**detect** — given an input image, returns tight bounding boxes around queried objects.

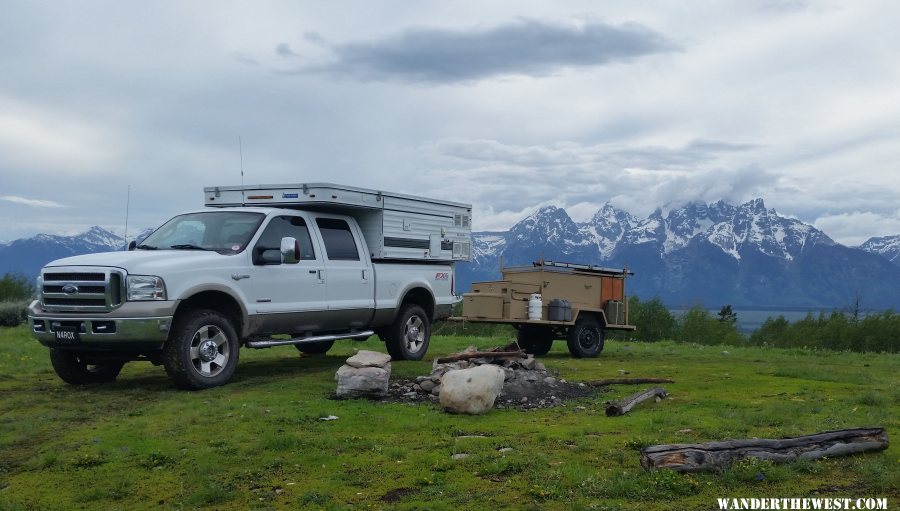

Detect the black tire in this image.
[517,325,554,356]
[294,340,334,354]
[49,349,124,385]
[566,318,604,358]
[384,304,431,361]
[163,309,240,390]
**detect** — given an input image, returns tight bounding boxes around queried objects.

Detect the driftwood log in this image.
[435,350,525,364]
[606,387,668,416]
[640,428,889,472]
[589,378,674,386]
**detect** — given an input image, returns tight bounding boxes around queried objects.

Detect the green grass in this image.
[0,326,898,510]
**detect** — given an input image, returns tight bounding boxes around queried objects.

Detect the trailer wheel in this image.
[49,349,124,385]
[566,319,604,358]
[517,325,554,356]
[294,340,334,354]
[384,304,431,361]
[163,309,240,390]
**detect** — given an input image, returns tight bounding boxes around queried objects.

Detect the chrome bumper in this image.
[28,300,175,348]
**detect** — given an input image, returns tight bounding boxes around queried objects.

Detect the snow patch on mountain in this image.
[858,235,900,265]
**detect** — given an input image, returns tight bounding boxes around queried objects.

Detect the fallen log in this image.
[640,427,889,472]
[435,350,525,364]
[606,387,668,416]
[589,378,674,386]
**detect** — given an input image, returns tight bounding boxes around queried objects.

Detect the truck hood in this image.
[44,250,242,275]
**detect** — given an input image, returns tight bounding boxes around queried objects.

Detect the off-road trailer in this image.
[450,260,635,358]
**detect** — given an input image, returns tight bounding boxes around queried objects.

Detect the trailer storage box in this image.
[463,294,504,319]
[204,182,472,262]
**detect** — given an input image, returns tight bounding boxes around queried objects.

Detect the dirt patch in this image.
[381,487,418,502]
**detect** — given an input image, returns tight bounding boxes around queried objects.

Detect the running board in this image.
[246,330,375,349]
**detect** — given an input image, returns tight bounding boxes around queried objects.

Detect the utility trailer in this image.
[204,182,472,262]
[453,261,636,358]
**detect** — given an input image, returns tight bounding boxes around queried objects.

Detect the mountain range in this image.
[1,199,899,309]
[459,198,900,309]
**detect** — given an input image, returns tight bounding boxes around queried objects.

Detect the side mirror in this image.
[128,240,136,251]
[280,237,300,264]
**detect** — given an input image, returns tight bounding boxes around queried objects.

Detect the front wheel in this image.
[163,309,240,390]
[49,349,124,385]
[566,319,604,358]
[384,304,431,361]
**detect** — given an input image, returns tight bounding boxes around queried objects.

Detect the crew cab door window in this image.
[253,216,316,265]
[315,218,361,261]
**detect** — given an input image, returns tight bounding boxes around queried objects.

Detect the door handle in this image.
[231,274,250,281]
[362,269,368,280]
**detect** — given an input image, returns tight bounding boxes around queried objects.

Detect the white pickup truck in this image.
[27,183,472,389]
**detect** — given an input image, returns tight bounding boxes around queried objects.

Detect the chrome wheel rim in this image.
[403,315,426,354]
[189,325,230,378]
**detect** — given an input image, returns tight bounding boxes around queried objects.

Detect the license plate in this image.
[54,327,80,343]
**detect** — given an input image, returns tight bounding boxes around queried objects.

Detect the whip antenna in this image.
[123,184,130,251]
[239,136,245,205]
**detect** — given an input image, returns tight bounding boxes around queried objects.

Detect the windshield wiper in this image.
[169,244,212,251]
[135,244,158,250]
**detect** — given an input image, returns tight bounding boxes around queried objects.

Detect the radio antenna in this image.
[123,184,131,251]
[239,136,245,205]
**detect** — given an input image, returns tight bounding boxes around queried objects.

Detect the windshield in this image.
[139,211,265,253]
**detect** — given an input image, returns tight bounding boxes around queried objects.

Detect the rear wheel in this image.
[49,349,124,384]
[163,309,240,390]
[384,304,431,361]
[517,325,554,356]
[294,340,334,354]
[566,318,604,358]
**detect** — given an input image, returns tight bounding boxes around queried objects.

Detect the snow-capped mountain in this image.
[858,235,900,265]
[459,198,900,309]
[0,226,153,279]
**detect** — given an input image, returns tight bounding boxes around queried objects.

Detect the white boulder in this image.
[335,365,390,399]
[439,365,505,415]
[345,350,392,369]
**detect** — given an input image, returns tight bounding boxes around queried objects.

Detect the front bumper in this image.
[28,300,176,350]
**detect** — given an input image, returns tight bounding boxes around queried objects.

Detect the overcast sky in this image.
[1,1,899,246]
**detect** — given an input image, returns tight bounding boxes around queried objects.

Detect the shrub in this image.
[0,301,28,327]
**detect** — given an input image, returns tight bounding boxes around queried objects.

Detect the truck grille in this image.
[42,268,125,313]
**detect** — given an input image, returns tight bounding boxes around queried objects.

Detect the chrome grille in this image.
[41,268,125,312]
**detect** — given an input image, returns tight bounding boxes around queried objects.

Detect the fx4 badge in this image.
[434,272,449,281]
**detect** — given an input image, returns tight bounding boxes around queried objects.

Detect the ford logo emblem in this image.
[62,284,79,295]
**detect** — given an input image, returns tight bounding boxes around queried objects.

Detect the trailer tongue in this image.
[452,260,636,358]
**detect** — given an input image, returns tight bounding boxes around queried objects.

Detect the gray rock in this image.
[419,379,437,393]
[345,350,392,369]
[335,365,390,398]
[534,362,546,372]
[521,356,537,370]
[430,384,441,396]
[439,365,505,415]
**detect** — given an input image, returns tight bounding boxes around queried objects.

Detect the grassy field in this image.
[0,325,897,510]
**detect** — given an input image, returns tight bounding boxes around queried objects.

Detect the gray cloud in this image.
[433,137,755,171]
[307,18,678,83]
[416,138,776,229]
[275,43,300,58]
[0,196,65,208]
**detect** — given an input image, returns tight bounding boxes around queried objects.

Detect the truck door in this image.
[313,216,374,329]
[248,214,328,333]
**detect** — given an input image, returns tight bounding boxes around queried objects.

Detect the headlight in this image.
[34,276,43,301]
[126,275,167,301]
